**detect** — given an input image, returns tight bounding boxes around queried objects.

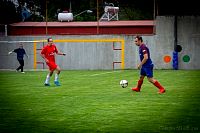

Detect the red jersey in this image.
[41,44,58,62]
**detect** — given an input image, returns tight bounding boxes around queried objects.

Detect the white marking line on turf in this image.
[89,71,121,76]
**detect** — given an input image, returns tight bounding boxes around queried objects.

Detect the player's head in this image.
[19,43,23,49]
[134,35,143,46]
[47,37,53,45]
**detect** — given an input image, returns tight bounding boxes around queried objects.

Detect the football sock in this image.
[55,73,59,81]
[137,80,143,89]
[153,81,164,90]
[45,74,50,84]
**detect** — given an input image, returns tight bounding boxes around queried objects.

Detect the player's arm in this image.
[40,49,49,63]
[24,50,29,58]
[41,53,49,63]
[57,51,66,56]
[8,49,15,55]
[25,53,29,58]
[56,48,66,56]
[54,46,66,56]
[8,50,13,55]
[40,53,49,63]
[138,53,148,69]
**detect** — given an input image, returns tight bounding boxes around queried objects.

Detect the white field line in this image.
[78,70,121,77]
[89,71,121,76]
[0,69,122,77]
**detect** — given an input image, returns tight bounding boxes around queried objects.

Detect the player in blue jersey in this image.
[132,35,165,94]
[8,43,28,73]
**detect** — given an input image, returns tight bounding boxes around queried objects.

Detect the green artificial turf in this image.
[0,70,200,133]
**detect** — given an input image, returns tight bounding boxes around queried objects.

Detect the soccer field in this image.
[0,70,200,133]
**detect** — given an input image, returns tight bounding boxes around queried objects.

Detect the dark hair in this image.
[135,35,143,42]
[47,37,53,42]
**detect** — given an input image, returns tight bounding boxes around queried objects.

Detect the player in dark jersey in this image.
[8,43,28,73]
[132,35,165,94]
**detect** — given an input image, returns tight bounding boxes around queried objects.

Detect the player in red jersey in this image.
[132,35,165,94]
[41,37,66,86]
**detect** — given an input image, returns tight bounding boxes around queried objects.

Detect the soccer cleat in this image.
[54,81,61,86]
[132,87,140,92]
[158,88,166,94]
[44,83,50,86]
[21,72,25,74]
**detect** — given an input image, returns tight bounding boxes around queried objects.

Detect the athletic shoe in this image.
[21,72,25,74]
[158,88,165,94]
[44,83,50,86]
[54,81,61,86]
[132,87,140,92]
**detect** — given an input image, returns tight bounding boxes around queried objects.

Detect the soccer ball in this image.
[120,80,128,88]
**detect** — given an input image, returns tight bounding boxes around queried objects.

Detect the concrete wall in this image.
[177,16,200,69]
[155,16,200,70]
[0,16,200,70]
[0,35,126,70]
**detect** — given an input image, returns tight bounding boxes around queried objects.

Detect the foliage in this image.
[0,1,21,24]
[0,0,154,24]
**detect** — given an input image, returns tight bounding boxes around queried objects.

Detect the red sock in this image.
[137,80,143,89]
[153,81,164,90]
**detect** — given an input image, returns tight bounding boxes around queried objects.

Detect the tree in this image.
[0,1,21,24]
[0,0,156,24]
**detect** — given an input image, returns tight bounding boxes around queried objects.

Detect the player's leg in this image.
[44,70,53,86]
[146,68,165,94]
[147,77,165,94]
[54,66,61,86]
[20,59,24,73]
[132,67,145,92]
[16,59,21,72]
[44,62,57,86]
[132,75,145,92]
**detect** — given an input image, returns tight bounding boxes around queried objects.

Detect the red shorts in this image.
[46,61,57,71]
